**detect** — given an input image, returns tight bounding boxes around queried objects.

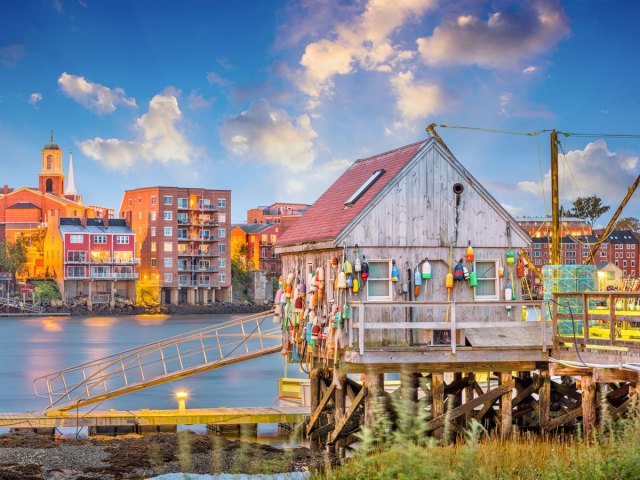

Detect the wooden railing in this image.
[552,292,640,348]
[348,300,547,355]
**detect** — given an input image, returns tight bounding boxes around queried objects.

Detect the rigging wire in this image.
[439,124,540,136]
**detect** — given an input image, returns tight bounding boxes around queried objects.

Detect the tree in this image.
[34,281,61,305]
[231,258,252,301]
[136,277,162,312]
[568,195,610,226]
[615,217,640,234]
[0,239,27,278]
[231,240,255,271]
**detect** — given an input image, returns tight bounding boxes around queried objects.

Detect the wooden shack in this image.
[275,137,640,450]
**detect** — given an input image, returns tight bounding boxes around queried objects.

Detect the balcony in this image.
[177,279,220,288]
[177,203,219,212]
[177,265,220,273]
[177,250,220,257]
[177,218,219,226]
[64,274,89,280]
[90,272,139,280]
[66,258,88,264]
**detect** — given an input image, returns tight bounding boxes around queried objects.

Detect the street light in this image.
[176,390,189,414]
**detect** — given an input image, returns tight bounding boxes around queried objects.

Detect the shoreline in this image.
[4,303,274,318]
[0,430,326,480]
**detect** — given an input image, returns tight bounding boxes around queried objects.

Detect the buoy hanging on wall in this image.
[414,269,422,296]
[422,261,431,279]
[466,242,474,262]
[391,260,399,282]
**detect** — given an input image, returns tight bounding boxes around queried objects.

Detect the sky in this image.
[1,0,640,224]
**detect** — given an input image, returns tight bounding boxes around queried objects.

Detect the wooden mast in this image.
[550,130,560,265]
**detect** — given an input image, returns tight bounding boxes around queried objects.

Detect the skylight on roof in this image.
[344,169,385,208]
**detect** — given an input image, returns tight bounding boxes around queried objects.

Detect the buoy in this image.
[337,271,347,289]
[294,296,303,313]
[516,257,525,278]
[275,288,283,304]
[453,262,465,281]
[414,269,422,296]
[354,256,361,272]
[505,283,513,312]
[352,278,359,293]
[299,283,306,297]
[317,266,324,281]
[307,322,313,345]
[346,274,353,288]
[333,309,344,329]
[421,261,432,279]
[466,242,474,263]
[331,256,338,267]
[446,272,454,289]
[278,276,283,289]
[311,324,320,343]
[498,265,505,278]
[344,260,353,275]
[463,266,470,281]
[402,282,408,293]
[391,261,399,282]
[506,249,515,265]
[469,270,477,287]
[361,272,369,283]
[343,304,350,319]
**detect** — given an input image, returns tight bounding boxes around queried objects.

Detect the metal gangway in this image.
[0,296,46,314]
[33,311,282,414]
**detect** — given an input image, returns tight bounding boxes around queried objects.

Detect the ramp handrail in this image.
[33,310,282,413]
[0,296,46,313]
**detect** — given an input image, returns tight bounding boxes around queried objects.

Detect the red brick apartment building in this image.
[44,216,137,305]
[246,202,309,229]
[120,187,231,304]
[523,230,640,287]
[517,216,592,238]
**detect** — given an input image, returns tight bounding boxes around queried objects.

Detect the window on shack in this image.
[367,260,392,301]
[474,260,499,300]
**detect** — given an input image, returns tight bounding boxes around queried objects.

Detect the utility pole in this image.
[550,130,560,265]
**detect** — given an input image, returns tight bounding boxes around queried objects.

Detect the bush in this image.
[34,281,61,304]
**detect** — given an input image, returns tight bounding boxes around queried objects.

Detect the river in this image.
[0,313,302,423]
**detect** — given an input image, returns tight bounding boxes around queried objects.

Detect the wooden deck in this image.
[0,406,308,429]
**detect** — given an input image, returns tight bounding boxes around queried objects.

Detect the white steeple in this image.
[65,148,77,196]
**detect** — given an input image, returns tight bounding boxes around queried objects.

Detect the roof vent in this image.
[344,169,385,208]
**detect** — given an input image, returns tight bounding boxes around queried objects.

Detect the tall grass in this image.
[316,391,640,480]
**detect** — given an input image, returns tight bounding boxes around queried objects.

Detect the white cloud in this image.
[501,203,526,217]
[523,65,538,74]
[220,99,317,172]
[0,43,25,68]
[296,0,436,100]
[206,71,229,88]
[79,93,199,169]
[391,71,451,122]
[58,72,137,114]
[517,140,638,205]
[29,93,42,107]
[417,1,569,68]
[187,90,214,110]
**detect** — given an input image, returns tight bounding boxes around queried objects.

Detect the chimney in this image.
[3,185,7,195]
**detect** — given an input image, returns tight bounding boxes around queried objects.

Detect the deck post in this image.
[538,368,551,430]
[400,371,419,415]
[431,372,444,438]
[464,373,475,421]
[364,373,384,428]
[582,375,596,441]
[333,372,347,456]
[309,368,322,451]
[499,372,513,438]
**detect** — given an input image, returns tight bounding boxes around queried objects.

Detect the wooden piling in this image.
[581,375,596,440]
[364,373,384,428]
[431,373,444,437]
[500,372,513,438]
[538,368,551,429]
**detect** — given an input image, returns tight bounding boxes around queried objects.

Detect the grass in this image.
[315,391,640,480]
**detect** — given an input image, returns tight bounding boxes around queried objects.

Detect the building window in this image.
[565,243,576,250]
[138,212,142,220]
[151,242,157,252]
[582,251,589,257]
[178,275,188,286]
[271,234,276,243]
[151,227,156,237]
[601,251,607,257]
[163,195,173,205]
[116,236,130,244]
[219,259,226,268]
[534,259,541,265]
[533,251,541,257]
[164,242,173,252]
[164,273,173,283]
[178,228,188,240]
[633,261,636,267]
[220,273,227,282]
[164,257,173,267]
[566,251,576,258]
[151,258,157,267]
[475,260,499,301]
[631,245,636,250]
[366,260,392,301]
[67,251,86,262]
[138,197,142,204]
[199,229,210,239]
[218,213,226,223]
[93,235,107,244]
[66,266,85,278]
[177,198,188,208]
[218,243,226,253]
[151,211,157,221]
[624,260,628,267]
[151,196,156,205]
[566,259,576,265]
[164,211,173,221]
[533,244,541,249]
[164,227,173,237]
[217,198,226,208]
[69,235,83,244]
[218,228,226,238]
[129,198,132,207]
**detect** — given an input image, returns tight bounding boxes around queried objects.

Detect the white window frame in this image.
[217,198,226,208]
[164,227,173,237]
[151,211,157,221]
[474,259,499,301]
[164,211,173,221]
[178,197,188,208]
[116,235,130,244]
[164,257,173,268]
[151,242,157,252]
[164,273,173,283]
[93,235,107,244]
[69,234,84,244]
[366,260,392,301]
[151,227,156,237]
[218,228,226,238]
[163,242,173,252]
[163,195,173,205]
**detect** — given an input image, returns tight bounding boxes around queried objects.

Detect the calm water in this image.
[0,314,302,414]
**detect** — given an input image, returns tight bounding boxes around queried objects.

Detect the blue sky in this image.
[1,0,639,224]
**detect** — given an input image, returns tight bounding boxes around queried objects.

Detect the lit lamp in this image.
[597,271,606,291]
[176,390,189,414]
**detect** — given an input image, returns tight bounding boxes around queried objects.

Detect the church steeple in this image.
[65,149,77,196]
[38,130,65,197]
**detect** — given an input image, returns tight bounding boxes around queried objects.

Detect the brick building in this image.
[44,216,137,306]
[524,230,640,288]
[517,216,592,238]
[230,223,281,279]
[119,187,231,304]
[246,202,309,229]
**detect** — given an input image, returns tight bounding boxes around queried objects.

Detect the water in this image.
[0,313,303,422]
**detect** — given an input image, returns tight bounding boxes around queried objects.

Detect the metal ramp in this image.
[0,296,46,313]
[33,311,282,414]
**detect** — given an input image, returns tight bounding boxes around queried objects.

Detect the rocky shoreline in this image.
[40,303,274,317]
[0,431,327,479]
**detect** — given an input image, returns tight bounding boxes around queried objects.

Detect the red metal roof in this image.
[278,140,427,246]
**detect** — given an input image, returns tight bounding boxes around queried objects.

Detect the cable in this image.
[561,132,640,139]
[439,124,540,136]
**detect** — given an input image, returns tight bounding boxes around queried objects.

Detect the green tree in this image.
[0,239,27,279]
[568,195,611,225]
[136,277,162,312]
[232,240,255,271]
[231,258,251,301]
[616,217,640,234]
[34,281,61,304]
